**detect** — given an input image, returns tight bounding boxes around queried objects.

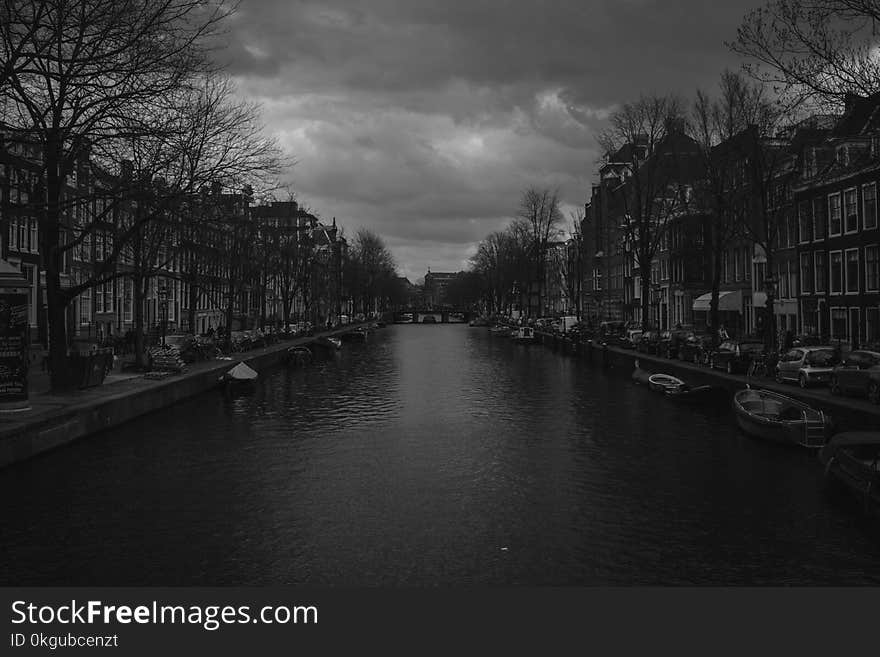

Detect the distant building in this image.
[423,270,457,307]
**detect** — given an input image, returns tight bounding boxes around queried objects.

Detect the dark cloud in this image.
[224,0,765,276]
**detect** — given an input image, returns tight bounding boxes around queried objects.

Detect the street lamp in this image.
[158,284,168,347]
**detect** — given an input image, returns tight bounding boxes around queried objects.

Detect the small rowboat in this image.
[314,336,342,350]
[664,384,724,404]
[733,387,831,448]
[647,373,685,393]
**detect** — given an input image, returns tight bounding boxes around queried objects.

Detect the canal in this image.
[2,324,880,585]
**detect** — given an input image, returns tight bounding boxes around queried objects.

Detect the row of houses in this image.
[0,132,348,348]
[542,92,880,349]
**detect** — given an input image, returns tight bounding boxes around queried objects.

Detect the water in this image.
[2,324,879,585]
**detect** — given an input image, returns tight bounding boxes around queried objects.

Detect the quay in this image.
[534,331,880,430]
[0,323,374,470]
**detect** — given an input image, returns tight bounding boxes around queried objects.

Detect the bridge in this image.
[392,309,475,324]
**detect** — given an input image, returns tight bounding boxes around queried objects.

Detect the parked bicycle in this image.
[747,351,779,378]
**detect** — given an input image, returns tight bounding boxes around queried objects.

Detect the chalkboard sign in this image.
[0,293,29,403]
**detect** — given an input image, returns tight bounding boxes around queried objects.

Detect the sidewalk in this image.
[0,323,370,468]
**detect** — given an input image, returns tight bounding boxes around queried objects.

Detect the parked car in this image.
[621,328,644,349]
[659,328,695,359]
[775,346,838,388]
[830,350,880,403]
[597,320,627,346]
[709,339,765,374]
[678,333,714,364]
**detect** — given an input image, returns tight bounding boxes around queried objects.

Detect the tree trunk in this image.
[43,140,72,391]
[133,276,147,369]
[640,258,651,330]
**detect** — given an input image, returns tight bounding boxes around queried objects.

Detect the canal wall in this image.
[0,324,372,469]
[535,331,880,431]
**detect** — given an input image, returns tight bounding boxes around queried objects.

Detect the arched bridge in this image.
[393,309,474,324]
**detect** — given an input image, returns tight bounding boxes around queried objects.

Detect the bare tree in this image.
[518,187,563,317]
[732,0,880,111]
[345,229,398,317]
[691,71,780,341]
[597,94,700,329]
[0,0,233,389]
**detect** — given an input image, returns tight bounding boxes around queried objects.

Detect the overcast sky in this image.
[222,0,765,282]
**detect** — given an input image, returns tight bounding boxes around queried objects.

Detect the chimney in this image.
[211,181,222,196]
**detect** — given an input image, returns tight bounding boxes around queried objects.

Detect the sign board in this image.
[0,293,29,406]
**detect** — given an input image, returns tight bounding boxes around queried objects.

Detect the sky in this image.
[221,0,767,282]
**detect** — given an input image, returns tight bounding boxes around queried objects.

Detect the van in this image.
[559,316,579,332]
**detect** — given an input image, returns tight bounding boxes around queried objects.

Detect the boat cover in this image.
[226,362,258,381]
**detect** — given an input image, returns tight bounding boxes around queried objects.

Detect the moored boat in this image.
[664,384,725,404]
[219,361,258,386]
[631,360,652,385]
[287,346,313,366]
[511,326,535,344]
[733,388,831,448]
[818,432,880,516]
[314,336,342,350]
[647,373,685,393]
[490,325,511,337]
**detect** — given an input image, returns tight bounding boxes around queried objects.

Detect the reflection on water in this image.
[1,325,880,585]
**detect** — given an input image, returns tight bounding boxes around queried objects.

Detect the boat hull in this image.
[733,411,807,446]
[819,433,880,516]
[732,388,828,448]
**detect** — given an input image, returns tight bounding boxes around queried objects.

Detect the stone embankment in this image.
[535,331,880,431]
[0,324,371,469]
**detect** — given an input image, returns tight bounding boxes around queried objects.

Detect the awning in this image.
[692,289,742,312]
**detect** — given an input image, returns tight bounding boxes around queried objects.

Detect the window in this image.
[79,280,92,326]
[831,307,847,340]
[864,183,877,230]
[830,250,843,294]
[29,219,38,253]
[8,218,17,250]
[18,218,26,249]
[814,251,826,293]
[813,197,826,240]
[800,253,813,294]
[868,307,880,345]
[778,264,789,298]
[844,188,859,233]
[845,248,859,293]
[866,245,879,292]
[798,200,812,243]
[829,193,842,236]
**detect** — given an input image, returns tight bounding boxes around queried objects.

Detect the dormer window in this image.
[837,145,849,166]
